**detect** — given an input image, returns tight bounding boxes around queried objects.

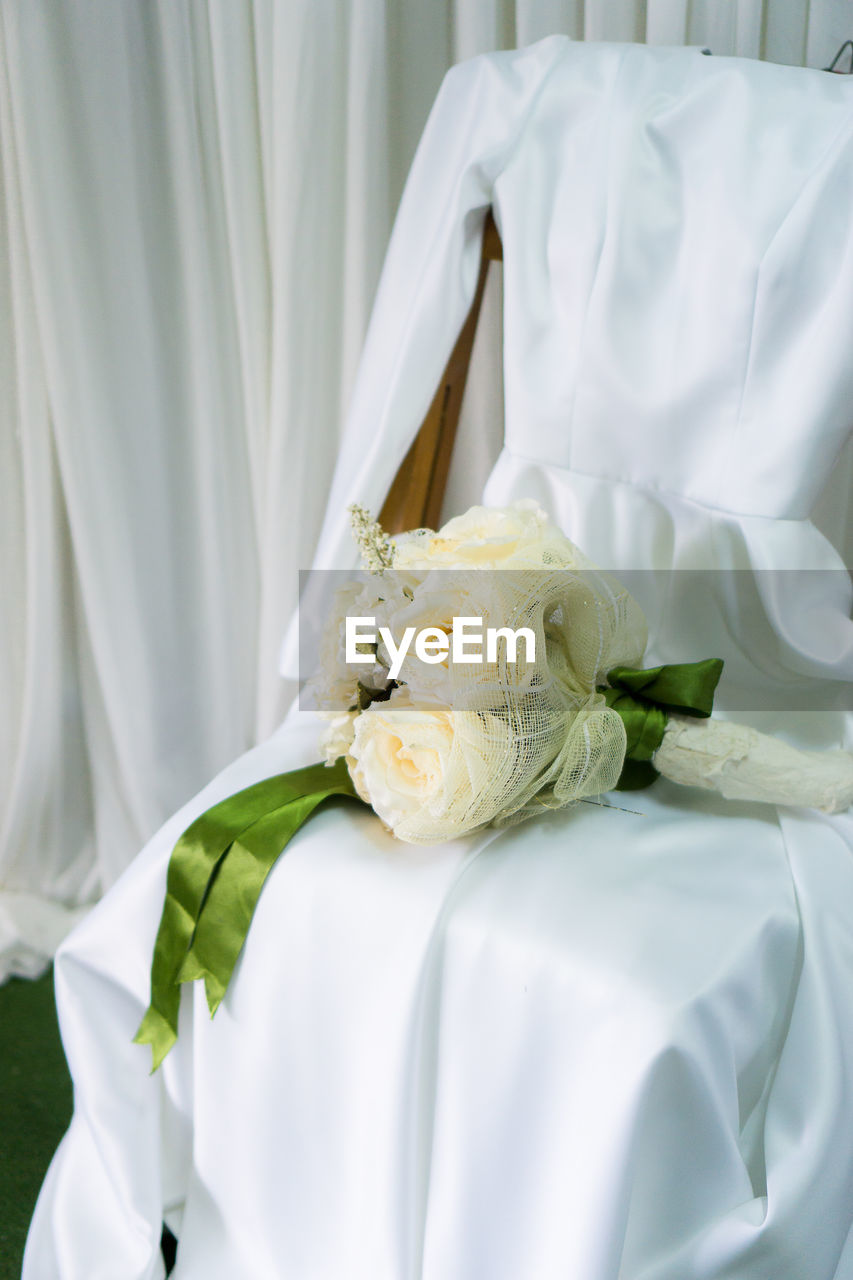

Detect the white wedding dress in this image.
[26,40,853,1280]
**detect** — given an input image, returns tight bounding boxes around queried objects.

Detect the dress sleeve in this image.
[279,36,568,675]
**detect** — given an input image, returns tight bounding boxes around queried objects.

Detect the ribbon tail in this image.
[175,948,226,1015]
[133,890,210,1070]
[135,760,361,1071]
[180,779,360,1018]
[133,1005,179,1074]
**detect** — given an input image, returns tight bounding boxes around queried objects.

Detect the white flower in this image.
[392,500,591,571]
[375,501,600,705]
[374,568,541,704]
[346,690,518,842]
[391,499,648,687]
[347,696,455,834]
[318,501,651,842]
[319,711,357,764]
[307,577,394,711]
[345,685,626,843]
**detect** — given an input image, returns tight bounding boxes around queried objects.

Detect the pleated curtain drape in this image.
[1,0,850,980]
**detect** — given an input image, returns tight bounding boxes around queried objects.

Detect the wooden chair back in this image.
[379,210,503,533]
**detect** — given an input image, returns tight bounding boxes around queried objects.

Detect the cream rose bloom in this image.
[346,691,524,843]
[345,686,627,843]
[392,499,592,571]
[376,501,604,704]
[308,576,403,711]
[347,699,455,838]
[374,568,542,705]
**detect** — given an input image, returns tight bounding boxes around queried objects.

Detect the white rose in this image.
[374,568,541,704]
[392,500,591,571]
[308,576,398,711]
[319,711,357,764]
[346,692,518,842]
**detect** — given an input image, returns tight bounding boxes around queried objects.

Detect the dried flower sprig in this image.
[348,503,396,572]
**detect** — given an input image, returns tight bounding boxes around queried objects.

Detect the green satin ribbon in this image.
[134,759,362,1071]
[601,658,724,790]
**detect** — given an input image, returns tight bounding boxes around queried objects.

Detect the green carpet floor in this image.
[0,968,178,1278]
[0,968,72,1280]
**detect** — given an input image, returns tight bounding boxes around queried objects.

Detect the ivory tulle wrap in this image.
[25,40,853,1280]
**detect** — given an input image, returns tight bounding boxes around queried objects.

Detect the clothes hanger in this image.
[825,40,853,73]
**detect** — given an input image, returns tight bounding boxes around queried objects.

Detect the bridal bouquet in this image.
[136,501,853,1069]
[311,501,651,842]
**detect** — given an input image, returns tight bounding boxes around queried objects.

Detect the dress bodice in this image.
[283,40,853,690]
[495,43,853,520]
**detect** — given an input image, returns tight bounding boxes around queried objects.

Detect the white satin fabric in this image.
[27,41,853,1280]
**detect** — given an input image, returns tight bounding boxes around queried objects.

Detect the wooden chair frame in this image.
[379,210,503,534]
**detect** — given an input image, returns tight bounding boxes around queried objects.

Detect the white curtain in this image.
[1,0,850,980]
